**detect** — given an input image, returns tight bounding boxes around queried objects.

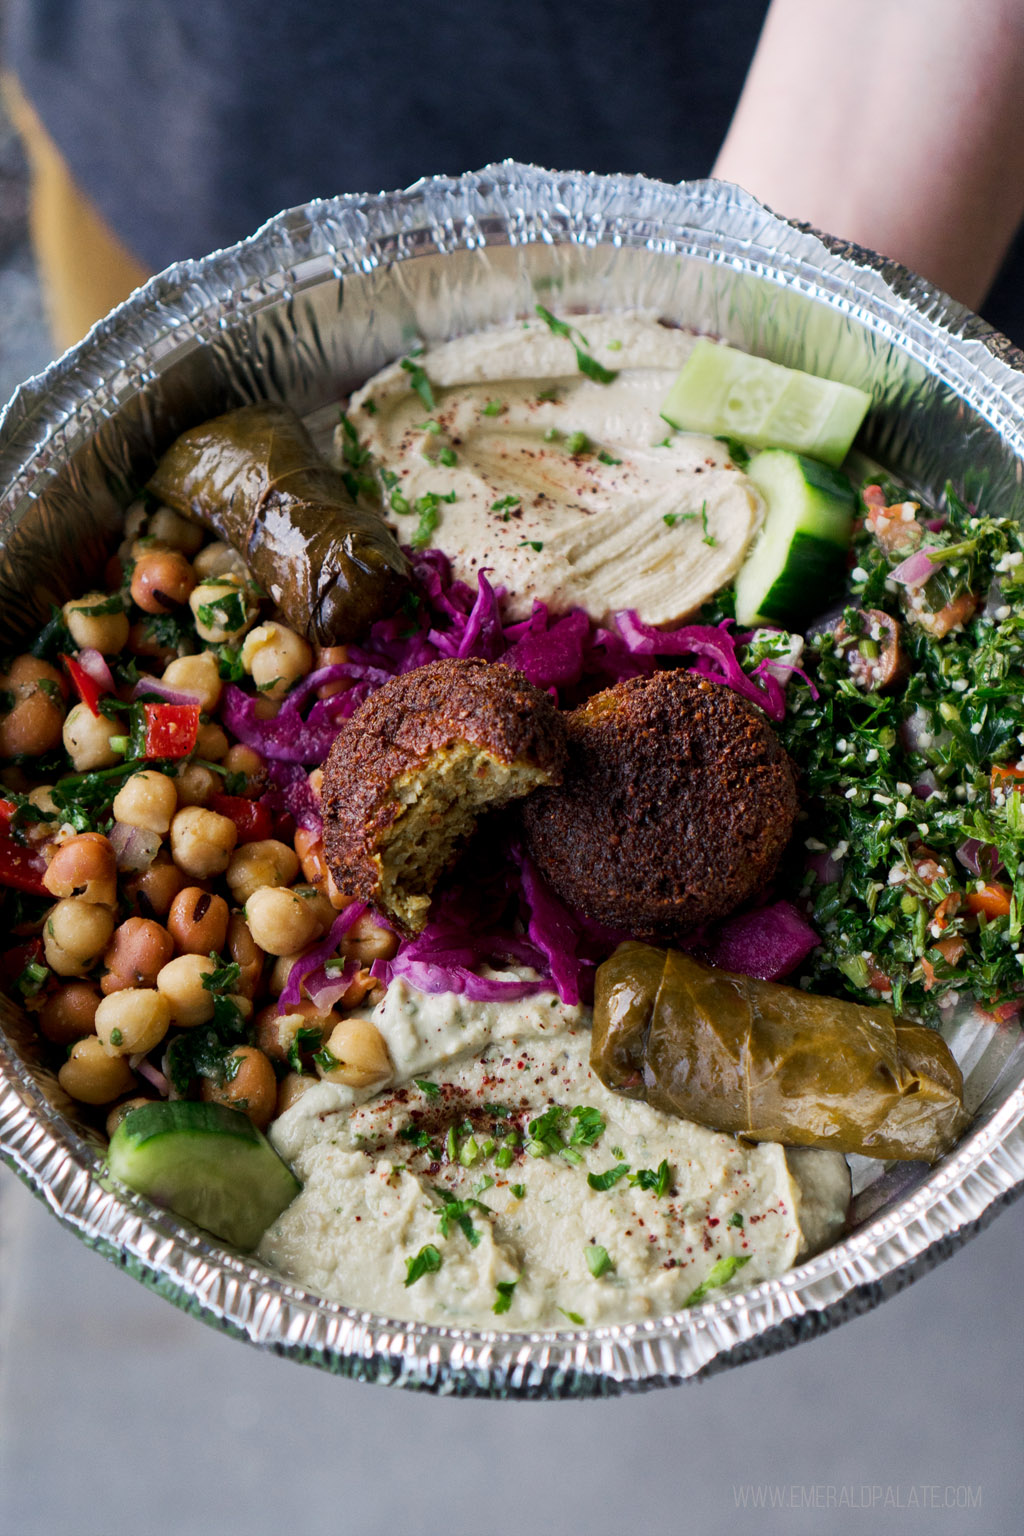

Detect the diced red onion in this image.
[130,675,202,706]
[956,839,1004,879]
[806,849,842,885]
[75,648,116,695]
[700,900,818,981]
[108,820,161,871]
[304,959,359,1011]
[889,547,944,589]
[279,901,367,1007]
[133,1058,169,1096]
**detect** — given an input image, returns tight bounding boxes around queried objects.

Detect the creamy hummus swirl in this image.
[342,312,763,625]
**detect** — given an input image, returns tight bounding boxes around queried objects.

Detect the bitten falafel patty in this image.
[321,657,567,936]
[520,669,798,939]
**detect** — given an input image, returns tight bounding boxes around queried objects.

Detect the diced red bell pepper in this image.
[207,793,273,843]
[0,834,49,895]
[0,798,16,828]
[143,702,200,759]
[60,653,104,717]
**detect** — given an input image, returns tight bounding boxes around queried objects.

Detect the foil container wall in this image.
[1,164,1023,1397]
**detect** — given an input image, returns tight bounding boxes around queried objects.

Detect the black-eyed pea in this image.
[293,826,328,888]
[62,702,124,771]
[200,1046,277,1131]
[169,806,237,878]
[43,898,116,977]
[225,839,299,905]
[111,770,178,833]
[227,913,264,998]
[122,853,186,919]
[244,886,320,956]
[38,981,102,1045]
[147,506,205,556]
[156,953,217,1027]
[130,547,197,613]
[95,988,172,1056]
[43,832,118,904]
[101,918,175,993]
[317,1017,392,1090]
[166,887,229,955]
[0,656,67,757]
[341,910,399,965]
[161,651,222,712]
[189,574,256,645]
[105,1095,155,1138]
[276,1072,314,1116]
[62,592,129,654]
[240,622,313,699]
[172,763,219,808]
[59,1036,136,1105]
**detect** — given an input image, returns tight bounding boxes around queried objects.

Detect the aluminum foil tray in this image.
[1,164,1023,1397]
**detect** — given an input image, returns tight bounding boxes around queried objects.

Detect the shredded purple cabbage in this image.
[279,901,367,1008]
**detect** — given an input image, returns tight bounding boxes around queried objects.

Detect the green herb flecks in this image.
[534,305,619,386]
[587,1162,631,1192]
[493,1279,518,1315]
[558,1308,586,1326]
[585,1244,613,1279]
[518,540,544,553]
[410,489,456,550]
[415,1078,440,1098]
[432,1186,491,1248]
[683,1254,752,1307]
[404,1244,442,1287]
[482,399,504,417]
[628,1160,672,1198]
[196,590,246,634]
[400,353,435,412]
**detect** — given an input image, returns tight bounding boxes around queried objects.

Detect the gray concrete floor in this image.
[0,95,1022,1536]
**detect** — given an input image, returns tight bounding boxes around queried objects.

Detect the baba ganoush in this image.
[342,312,763,625]
[261,980,850,1329]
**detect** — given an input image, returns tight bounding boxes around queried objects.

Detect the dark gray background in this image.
[0,94,1021,1536]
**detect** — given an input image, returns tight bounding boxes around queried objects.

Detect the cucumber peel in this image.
[735,448,855,627]
[108,1100,300,1251]
[661,339,870,467]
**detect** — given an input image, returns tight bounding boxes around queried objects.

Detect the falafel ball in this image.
[520,669,798,940]
[321,657,566,936]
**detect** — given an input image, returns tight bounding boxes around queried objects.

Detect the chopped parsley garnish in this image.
[597,450,622,466]
[587,1162,631,1192]
[338,412,371,467]
[432,1186,491,1247]
[558,1308,586,1326]
[484,1102,511,1118]
[472,1175,495,1196]
[438,446,458,468]
[700,499,716,547]
[400,353,435,412]
[404,1244,442,1287]
[493,1279,518,1315]
[491,495,520,516]
[286,1025,323,1075]
[534,305,619,385]
[414,1078,440,1098]
[525,1104,605,1163]
[410,489,456,549]
[196,590,246,633]
[714,434,751,468]
[482,399,504,416]
[565,430,590,456]
[518,540,544,553]
[585,1244,613,1278]
[201,958,241,995]
[311,1045,340,1075]
[509,1183,526,1199]
[683,1254,752,1307]
[663,511,696,528]
[400,1125,434,1149]
[728,1212,745,1230]
[628,1160,672,1198]
[71,594,125,618]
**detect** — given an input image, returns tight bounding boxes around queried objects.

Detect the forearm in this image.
[713,0,1024,309]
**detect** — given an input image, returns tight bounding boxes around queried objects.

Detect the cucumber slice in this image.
[661,339,871,466]
[108,1100,300,1251]
[735,449,855,627]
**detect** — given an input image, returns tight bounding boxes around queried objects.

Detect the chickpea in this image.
[122,852,186,918]
[43,898,116,977]
[105,1095,155,1138]
[227,913,264,998]
[317,1017,392,1090]
[95,988,172,1056]
[225,838,298,905]
[62,702,124,771]
[244,886,321,956]
[173,762,218,808]
[39,981,102,1045]
[315,645,350,700]
[195,722,229,761]
[268,951,302,997]
[292,882,334,934]
[220,743,266,797]
[253,999,334,1063]
[240,622,313,700]
[161,651,222,713]
[169,805,237,878]
[201,1045,277,1130]
[341,910,399,965]
[156,952,217,1027]
[121,499,149,545]
[43,832,118,904]
[147,506,205,556]
[111,769,178,834]
[189,574,256,645]
[128,618,187,670]
[59,1036,136,1104]
[338,968,381,1012]
[192,539,248,581]
[101,918,175,993]
[130,547,197,614]
[167,886,230,955]
[63,591,129,654]
[0,655,67,757]
[276,1072,314,1116]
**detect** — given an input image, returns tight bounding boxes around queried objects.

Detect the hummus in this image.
[341,312,763,625]
[261,980,850,1330]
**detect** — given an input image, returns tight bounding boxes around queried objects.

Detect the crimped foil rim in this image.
[1,163,1023,1396]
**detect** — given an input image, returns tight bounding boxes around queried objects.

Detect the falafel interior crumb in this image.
[378,743,554,932]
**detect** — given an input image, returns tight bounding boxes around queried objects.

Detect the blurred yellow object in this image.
[2,75,150,352]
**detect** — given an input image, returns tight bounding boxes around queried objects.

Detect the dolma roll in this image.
[592,942,969,1161]
[148,401,409,644]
